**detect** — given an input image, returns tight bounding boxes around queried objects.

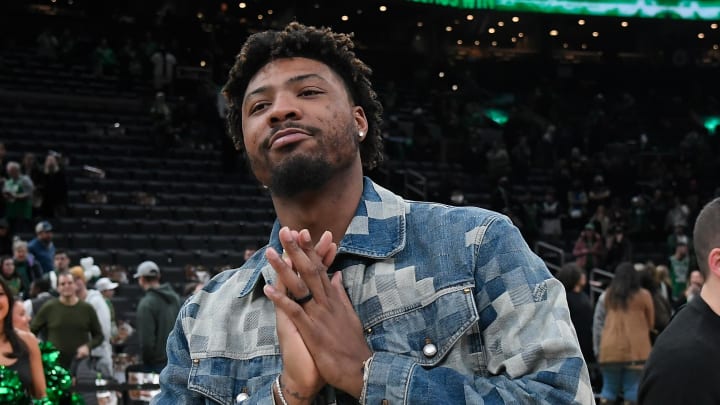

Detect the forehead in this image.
[244,57,346,98]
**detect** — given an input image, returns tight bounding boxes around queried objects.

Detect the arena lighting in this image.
[704,116,720,135]
[404,0,720,20]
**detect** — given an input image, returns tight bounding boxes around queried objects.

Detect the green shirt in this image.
[30,298,103,369]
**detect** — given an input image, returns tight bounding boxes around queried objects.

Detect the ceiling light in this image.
[466,14,474,21]
[549,29,559,36]
[379,5,387,12]
[578,19,585,26]
[341,15,349,21]
[699,33,706,39]
[488,27,496,34]
[621,21,629,27]
[512,16,519,23]
[238,2,246,8]
[445,26,452,32]
[592,31,599,37]
[498,21,505,27]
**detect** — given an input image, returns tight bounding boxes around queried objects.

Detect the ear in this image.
[352,106,369,138]
[709,248,720,278]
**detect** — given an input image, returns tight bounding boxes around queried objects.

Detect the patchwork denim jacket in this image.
[153,178,594,405]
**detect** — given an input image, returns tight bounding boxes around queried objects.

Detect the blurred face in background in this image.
[57,274,77,299]
[13,246,27,262]
[2,258,15,278]
[13,301,30,332]
[689,270,705,288]
[54,253,70,272]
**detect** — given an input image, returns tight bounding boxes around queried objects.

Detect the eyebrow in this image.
[244,73,328,104]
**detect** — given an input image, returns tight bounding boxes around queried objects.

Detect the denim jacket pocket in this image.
[365,283,480,367]
[188,356,278,405]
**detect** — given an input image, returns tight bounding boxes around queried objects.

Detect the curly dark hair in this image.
[222,21,384,170]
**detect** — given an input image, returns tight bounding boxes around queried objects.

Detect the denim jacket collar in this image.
[238,177,406,298]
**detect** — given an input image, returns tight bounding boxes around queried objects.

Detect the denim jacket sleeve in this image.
[362,216,594,405]
[151,304,276,405]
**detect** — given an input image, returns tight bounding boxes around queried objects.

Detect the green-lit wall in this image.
[407,0,720,20]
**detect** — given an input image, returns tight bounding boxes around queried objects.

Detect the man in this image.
[28,220,55,274]
[154,22,592,404]
[30,271,103,370]
[95,276,119,341]
[639,197,720,404]
[134,260,182,373]
[70,266,114,377]
[668,236,691,299]
[47,249,71,293]
[23,277,53,319]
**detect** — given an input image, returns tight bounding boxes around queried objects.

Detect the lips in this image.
[268,128,311,149]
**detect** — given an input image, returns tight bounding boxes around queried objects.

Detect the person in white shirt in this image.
[70,266,113,377]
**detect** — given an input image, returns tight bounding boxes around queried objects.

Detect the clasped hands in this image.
[263,227,372,403]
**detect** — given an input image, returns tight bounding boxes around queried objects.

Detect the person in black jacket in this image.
[639,197,720,404]
[134,261,182,373]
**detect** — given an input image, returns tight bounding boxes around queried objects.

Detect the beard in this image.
[268,153,336,198]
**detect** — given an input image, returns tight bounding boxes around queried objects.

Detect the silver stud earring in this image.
[358,131,364,138]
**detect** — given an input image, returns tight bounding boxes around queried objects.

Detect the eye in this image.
[299,88,323,97]
[249,102,269,115]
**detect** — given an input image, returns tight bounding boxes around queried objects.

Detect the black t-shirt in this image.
[638,295,720,405]
[566,291,595,364]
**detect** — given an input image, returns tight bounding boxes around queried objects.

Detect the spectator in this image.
[593,262,654,404]
[94,277,119,342]
[91,37,118,76]
[573,223,605,275]
[12,242,43,299]
[134,261,182,373]
[38,153,68,218]
[668,237,692,299]
[23,277,53,320]
[70,266,113,377]
[27,221,55,274]
[0,218,13,256]
[3,161,34,235]
[30,272,103,370]
[150,44,177,93]
[556,263,595,370]
[150,91,174,151]
[604,225,633,273]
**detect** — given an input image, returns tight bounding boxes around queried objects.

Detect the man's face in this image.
[57,274,77,299]
[54,253,70,271]
[241,57,367,198]
[38,230,53,242]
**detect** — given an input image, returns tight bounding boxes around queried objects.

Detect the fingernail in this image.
[264,284,276,296]
[302,230,311,243]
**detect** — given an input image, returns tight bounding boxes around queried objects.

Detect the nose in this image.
[267,92,301,125]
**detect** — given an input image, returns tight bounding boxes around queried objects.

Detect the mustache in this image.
[263,124,321,149]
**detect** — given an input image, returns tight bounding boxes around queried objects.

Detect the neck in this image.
[59,295,79,306]
[701,280,720,315]
[272,165,364,245]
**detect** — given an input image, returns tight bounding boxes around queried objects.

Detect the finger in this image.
[330,271,355,313]
[266,244,310,299]
[314,231,338,268]
[264,283,312,326]
[280,228,328,303]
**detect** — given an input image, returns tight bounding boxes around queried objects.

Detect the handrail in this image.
[404,169,427,200]
[589,267,614,303]
[534,241,565,275]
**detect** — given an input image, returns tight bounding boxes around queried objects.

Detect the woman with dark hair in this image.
[0,276,47,400]
[596,262,654,404]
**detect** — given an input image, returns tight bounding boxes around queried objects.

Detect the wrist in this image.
[275,373,316,405]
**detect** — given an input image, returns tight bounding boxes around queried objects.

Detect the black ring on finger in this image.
[293,292,313,305]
